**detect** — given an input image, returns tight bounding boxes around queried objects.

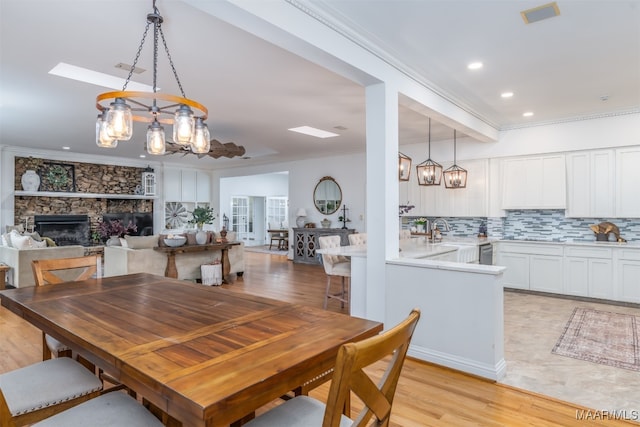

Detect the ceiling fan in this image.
[164,139,246,159]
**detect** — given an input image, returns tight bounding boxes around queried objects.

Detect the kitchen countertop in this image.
[498,239,640,248]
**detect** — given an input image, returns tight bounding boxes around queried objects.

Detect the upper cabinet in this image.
[615,147,640,218]
[501,155,566,210]
[401,158,488,217]
[566,150,614,218]
[164,169,211,203]
[566,147,640,218]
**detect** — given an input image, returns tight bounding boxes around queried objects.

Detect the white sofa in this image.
[0,245,86,288]
[103,233,244,281]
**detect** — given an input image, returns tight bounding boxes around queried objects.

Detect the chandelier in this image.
[95,0,210,155]
[416,117,442,186]
[443,130,468,189]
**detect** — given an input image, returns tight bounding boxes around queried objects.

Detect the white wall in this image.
[219,172,289,221]
[213,152,367,234]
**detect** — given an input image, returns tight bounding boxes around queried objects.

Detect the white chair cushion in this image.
[32,391,164,427]
[45,334,70,354]
[244,395,352,427]
[0,358,102,416]
[329,261,351,277]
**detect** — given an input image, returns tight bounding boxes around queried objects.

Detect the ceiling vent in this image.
[521,2,560,24]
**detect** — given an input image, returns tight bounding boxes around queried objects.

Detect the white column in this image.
[364,82,399,323]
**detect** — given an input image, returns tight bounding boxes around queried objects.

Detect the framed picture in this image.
[39,162,75,192]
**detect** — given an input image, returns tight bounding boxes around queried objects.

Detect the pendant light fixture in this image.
[443,130,468,189]
[415,117,443,186]
[398,152,412,181]
[95,0,209,156]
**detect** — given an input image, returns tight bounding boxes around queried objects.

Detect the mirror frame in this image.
[313,176,342,215]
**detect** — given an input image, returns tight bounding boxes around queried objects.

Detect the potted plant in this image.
[414,218,428,233]
[189,206,216,245]
[97,219,137,246]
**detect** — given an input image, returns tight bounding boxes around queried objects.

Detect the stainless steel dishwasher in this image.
[479,242,493,265]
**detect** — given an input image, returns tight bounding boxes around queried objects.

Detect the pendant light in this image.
[415,117,442,186]
[398,152,412,181]
[443,130,467,189]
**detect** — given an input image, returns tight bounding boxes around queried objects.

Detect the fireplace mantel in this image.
[15,190,156,200]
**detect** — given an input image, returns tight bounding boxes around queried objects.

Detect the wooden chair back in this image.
[323,309,421,427]
[32,255,101,287]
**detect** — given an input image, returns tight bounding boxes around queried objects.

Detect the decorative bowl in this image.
[164,236,187,247]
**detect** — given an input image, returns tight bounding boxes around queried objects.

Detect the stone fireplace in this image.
[34,214,90,246]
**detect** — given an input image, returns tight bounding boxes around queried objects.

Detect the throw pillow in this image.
[23,231,42,241]
[124,235,159,249]
[11,233,35,249]
[0,233,8,247]
[5,225,24,233]
[42,236,57,247]
[119,238,128,248]
[31,239,47,248]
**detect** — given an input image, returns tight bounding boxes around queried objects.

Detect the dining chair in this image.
[244,309,421,427]
[348,232,367,246]
[0,357,103,427]
[32,255,102,361]
[318,235,350,310]
[31,255,133,397]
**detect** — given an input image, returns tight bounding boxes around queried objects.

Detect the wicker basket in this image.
[201,264,222,286]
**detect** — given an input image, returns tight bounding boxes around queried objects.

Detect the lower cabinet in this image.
[496,243,563,293]
[615,248,640,303]
[564,246,613,300]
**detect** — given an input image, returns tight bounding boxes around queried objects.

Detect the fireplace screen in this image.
[34,215,90,246]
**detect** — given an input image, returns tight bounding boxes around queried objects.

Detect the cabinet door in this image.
[566,152,590,217]
[501,158,528,208]
[196,171,211,202]
[563,257,589,296]
[497,252,529,290]
[164,169,182,201]
[616,260,640,303]
[588,258,613,299]
[616,147,640,217]
[590,150,614,217]
[502,155,565,209]
[530,255,563,294]
[540,155,566,208]
[180,170,197,202]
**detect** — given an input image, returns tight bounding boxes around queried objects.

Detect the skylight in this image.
[48,63,154,92]
[288,126,339,139]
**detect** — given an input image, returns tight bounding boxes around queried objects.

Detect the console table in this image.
[154,242,240,282]
[292,228,355,265]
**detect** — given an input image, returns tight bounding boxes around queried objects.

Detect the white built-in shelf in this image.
[15,190,157,200]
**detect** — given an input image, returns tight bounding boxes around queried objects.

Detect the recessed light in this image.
[501,92,514,98]
[288,126,339,139]
[139,154,146,158]
[467,62,483,70]
[523,112,534,117]
[62,146,70,150]
[49,62,155,91]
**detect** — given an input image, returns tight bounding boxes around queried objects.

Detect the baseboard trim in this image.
[408,344,506,381]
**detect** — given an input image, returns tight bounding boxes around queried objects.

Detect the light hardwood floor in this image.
[0,252,637,426]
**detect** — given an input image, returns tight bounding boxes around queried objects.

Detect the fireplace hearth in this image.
[34,215,90,246]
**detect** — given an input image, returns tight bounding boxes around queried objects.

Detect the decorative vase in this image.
[21,170,40,191]
[107,235,121,246]
[416,224,425,233]
[196,225,208,245]
[321,219,331,228]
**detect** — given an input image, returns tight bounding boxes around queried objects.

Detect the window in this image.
[267,197,288,229]
[231,197,249,239]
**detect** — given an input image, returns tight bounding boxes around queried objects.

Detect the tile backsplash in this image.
[402,211,640,242]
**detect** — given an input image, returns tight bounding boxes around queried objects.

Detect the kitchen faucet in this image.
[432,218,451,232]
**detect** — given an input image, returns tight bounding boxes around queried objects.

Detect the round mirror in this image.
[313,176,342,215]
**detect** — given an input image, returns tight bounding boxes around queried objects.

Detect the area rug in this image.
[552,307,640,371]
[244,245,288,256]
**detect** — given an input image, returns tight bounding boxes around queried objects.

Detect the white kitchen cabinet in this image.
[501,155,566,209]
[416,158,487,217]
[164,168,211,203]
[564,246,613,300]
[566,150,614,218]
[615,248,640,303]
[529,255,563,293]
[496,252,529,290]
[615,147,640,217]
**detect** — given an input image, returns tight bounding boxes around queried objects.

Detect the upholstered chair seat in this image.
[32,392,163,427]
[0,357,102,426]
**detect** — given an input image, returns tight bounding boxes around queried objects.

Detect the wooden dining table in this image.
[0,273,382,427]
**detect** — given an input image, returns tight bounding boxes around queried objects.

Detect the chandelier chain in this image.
[158,27,187,98]
[123,21,152,91]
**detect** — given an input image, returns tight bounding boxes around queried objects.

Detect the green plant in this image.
[414,217,428,225]
[189,206,216,227]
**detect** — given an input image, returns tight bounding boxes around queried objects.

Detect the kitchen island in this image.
[318,239,506,380]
